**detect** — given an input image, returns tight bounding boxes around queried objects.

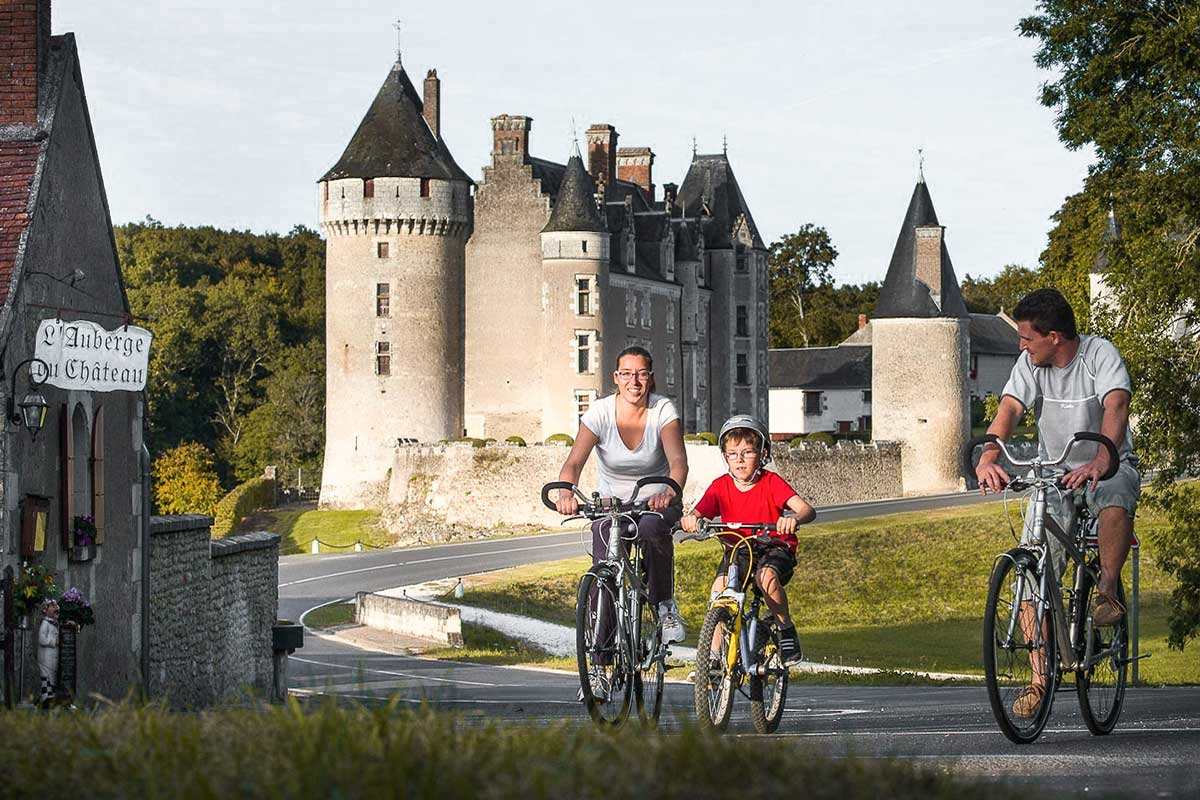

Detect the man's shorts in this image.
[715,540,796,589]
[1020,460,1140,578]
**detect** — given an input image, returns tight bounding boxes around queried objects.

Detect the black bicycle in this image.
[541,476,682,728]
[964,431,1141,744]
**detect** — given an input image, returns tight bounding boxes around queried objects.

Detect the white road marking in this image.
[769,725,1200,738]
[291,655,516,688]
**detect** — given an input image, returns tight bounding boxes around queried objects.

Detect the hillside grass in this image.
[243,508,391,555]
[447,497,1199,684]
[0,703,1024,799]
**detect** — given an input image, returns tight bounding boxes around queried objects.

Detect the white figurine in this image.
[37,598,60,706]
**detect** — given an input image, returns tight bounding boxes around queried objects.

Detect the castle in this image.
[318,58,767,506]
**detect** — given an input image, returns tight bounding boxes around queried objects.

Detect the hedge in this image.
[545,433,574,446]
[212,476,275,538]
[696,431,718,445]
[805,432,836,446]
[504,436,527,446]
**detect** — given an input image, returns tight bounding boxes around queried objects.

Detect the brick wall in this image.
[0,0,47,128]
[147,515,278,707]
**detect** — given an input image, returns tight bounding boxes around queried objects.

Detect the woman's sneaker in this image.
[577,665,610,703]
[777,625,803,666]
[658,598,687,644]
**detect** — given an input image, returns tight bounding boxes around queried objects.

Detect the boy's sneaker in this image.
[577,666,610,703]
[658,599,687,644]
[777,625,803,666]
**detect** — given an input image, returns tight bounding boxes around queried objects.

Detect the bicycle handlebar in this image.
[678,521,778,544]
[540,476,684,514]
[962,431,1120,484]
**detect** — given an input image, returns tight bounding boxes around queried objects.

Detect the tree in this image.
[1021,0,1200,648]
[767,225,838,348]
[960,265,1043,316]
[152,442,222,516]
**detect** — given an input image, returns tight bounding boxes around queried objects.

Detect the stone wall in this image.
[147,515,278,707]
[385,440,901,533]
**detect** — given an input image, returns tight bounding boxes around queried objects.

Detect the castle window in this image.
[582,240,588,254]
[575,390,595,421]
[862,390,871,403]
[576,276,593,316]
[377,242,389,258]
[576,332,592,374]
[376,283,390,317]
[375,341,391,376]
[420,178,431,198]
[736,354,749,386]
[666,344,676,386]
[640,294,652,328]
[667,304,676,332]
[625,295,636,326]
[364,179,374,198]
[736,247,748,273]
[804,391,823,416]
[736,305,749,337]
[323,182,329,201]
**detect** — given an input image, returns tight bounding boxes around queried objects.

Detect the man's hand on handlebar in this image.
[975,461,1011,495]
[1061,452,1111,493]
[646,487,677,512]
[555,488,579,516]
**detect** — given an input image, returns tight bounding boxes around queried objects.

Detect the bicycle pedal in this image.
[1118,653,1152,665]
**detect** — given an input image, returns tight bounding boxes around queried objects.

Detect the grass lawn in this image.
[243,508,392,555]
[302,601,356,629]
[447,497,1200,684]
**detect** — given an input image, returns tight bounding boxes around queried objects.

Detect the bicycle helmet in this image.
[717,414,771,483]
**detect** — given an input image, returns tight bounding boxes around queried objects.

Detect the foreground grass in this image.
[245,508,391,555]
[0,703,1024,799]
[449,498,1200,684]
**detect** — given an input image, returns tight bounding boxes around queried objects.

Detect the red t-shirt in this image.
[692,471,801,551]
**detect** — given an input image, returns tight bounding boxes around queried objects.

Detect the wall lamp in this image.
[7,357,49,439]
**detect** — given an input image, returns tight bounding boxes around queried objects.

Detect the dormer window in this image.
[420,178,431,198]
[364,179,375,198]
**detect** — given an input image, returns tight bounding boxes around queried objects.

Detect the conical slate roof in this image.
[321,63,472,183]
[1091,207,1121,274]
[874,179,969,319]
[674,154,764,249]
[542,155,605,233]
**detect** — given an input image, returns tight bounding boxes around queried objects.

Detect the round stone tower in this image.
[318,61,473,507]
[539,152,610,438]
[870,176,970,495]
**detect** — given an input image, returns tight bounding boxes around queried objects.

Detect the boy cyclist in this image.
[680,415,815,665]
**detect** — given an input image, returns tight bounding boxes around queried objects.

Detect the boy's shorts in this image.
[716,540,796,590]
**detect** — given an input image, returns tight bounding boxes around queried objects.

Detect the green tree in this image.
[767,224,838,348]
[1021,0,1200,648]
[960,265,1042,316]
[152,442,222,516]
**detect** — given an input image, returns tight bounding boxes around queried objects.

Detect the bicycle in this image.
[540,476,682,728]
[681,522,790,734]
[964,431,1141,744]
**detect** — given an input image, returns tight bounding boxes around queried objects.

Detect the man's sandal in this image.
[1012,684,1045,720]
[1092,591,1126,627]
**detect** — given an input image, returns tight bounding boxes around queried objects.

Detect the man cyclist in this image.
[974,288,1139,718]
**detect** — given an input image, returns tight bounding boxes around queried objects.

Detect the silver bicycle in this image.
[540,476,681,728]
[965,431,1140,744]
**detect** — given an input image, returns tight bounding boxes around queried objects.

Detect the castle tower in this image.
[317,59,473,507]
[539,153,610,437]
[1090,206,1120,313]
[870,175,970,494]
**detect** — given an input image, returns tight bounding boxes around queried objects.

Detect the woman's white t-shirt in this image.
[580,393,679,501]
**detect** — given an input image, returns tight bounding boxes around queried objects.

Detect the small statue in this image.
[37,598,60,707]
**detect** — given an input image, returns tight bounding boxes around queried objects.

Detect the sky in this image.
[56,1,1093,286]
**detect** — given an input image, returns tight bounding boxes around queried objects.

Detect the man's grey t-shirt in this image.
[1002,334,1135,470]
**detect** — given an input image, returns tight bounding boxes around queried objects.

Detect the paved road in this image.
[278,490,1200,798]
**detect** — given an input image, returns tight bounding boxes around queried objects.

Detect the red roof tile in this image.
[0,139,41,306]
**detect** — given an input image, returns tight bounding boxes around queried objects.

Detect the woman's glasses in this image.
[615,370,653,382]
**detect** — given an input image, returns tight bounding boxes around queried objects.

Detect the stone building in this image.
[319,56,769,505]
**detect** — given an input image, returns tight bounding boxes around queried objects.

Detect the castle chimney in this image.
[491,114,532,162]
[0,0,51,128]
[914,225,945,310]
[586,124,618,188]
[423,69,440,139]
[858,313,867,330]
[617,147,655,204]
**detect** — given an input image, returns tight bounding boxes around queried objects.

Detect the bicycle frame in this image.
[698,528,776,680]
[587,510,658,674]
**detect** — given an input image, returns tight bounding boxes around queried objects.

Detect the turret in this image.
[539,154,610,438]
[317,59,473,508]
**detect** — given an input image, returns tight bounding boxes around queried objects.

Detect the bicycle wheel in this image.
[576,572,633,725]
[1075,563,1128,735]
[749,624,789,734]
[983,549,1057,744]
[635,592,665,727]
[694,605,736,732]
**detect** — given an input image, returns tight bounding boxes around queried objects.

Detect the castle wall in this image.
[319,176,470,507]
[385,440,902,530]
[871,317,969,494]
[464,157,552,440]
[607,274,683,416]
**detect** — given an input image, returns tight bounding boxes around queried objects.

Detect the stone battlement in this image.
[319,176,471,237]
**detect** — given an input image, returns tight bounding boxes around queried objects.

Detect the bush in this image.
[970,396,987,427]
[545,433,574,446]
[696,431,718,446]
[458,437,487,448]
[504,436,527,447]
[788,436,805,447]
[153,443,221,516]
[805,432,835,446]
[683,434,712,445]
[212,476,275,538]
[983,394,1001,423]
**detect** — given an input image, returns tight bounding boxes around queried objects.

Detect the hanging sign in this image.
[31,318,152,392]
